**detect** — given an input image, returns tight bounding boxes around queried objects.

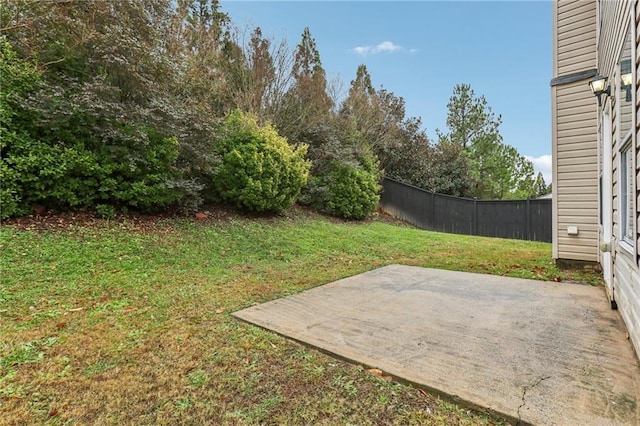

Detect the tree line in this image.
[0,0,550,220]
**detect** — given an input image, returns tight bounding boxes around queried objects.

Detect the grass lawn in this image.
[0,207,602,425]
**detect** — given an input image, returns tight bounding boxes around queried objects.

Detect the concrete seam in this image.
[516,376,552,425]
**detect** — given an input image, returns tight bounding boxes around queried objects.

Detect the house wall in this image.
[554,81,599,260]
[633,3,640,355]
[557,0,598,74]
[597,0,640,357]
[597,0,632,78]
[552,0,599,262]
[552,0,640,357]
[637,3,640,264]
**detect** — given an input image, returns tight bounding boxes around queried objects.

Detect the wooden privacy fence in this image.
[379,178,552,242]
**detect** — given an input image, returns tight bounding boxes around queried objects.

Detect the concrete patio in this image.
[233,264,640,425]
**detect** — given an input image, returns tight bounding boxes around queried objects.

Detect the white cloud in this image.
[353,46,371,56]
[375,41,402,53]
[352,41,413,56]
[525,154,552,184]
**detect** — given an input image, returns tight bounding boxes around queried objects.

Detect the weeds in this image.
[0,209,600,424]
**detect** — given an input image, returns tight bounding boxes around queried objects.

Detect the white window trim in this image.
[619,139,634,254]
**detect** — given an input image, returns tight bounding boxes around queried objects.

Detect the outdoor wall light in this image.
[589,74,610,106]
[620,59,632,102]
[621,73,632,102]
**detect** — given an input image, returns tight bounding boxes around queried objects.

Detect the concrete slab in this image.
[233,265,640,425]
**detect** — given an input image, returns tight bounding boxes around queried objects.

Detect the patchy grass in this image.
[0,208,602,425]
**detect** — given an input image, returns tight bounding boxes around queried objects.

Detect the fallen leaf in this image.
[553,277,562,282]
[367,368,383,377]
[215,307,226,314]
[49,408,59,418]
[68,307,84,312]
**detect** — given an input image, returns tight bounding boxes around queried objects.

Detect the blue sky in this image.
[221,1,553,182]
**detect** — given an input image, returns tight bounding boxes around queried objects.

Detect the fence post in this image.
[526,199,531,241]
[431,191,435,229]
[473,198,478,235]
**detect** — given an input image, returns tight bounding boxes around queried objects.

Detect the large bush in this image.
[299,124,382,219]
[323,161,380,220]
[0,38,191,218]
[212,111,310,212]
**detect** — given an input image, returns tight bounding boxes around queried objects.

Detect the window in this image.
[619,28,633,139]
[620,144,634,245]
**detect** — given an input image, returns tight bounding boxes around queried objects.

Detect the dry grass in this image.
[0,207,602,425]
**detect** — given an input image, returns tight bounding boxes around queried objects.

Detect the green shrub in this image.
[0,38,40,219]
[212,111,310,213]
[95,204,116,219]
[321,161,380,220]
[298,125,382,219]
[2,106,183,217]
[0,37,187,218]
[0,155,25,219]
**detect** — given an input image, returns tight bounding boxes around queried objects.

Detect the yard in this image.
[0,207,602,425]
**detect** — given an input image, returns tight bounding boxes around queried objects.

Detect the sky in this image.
[221,0,553,182]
